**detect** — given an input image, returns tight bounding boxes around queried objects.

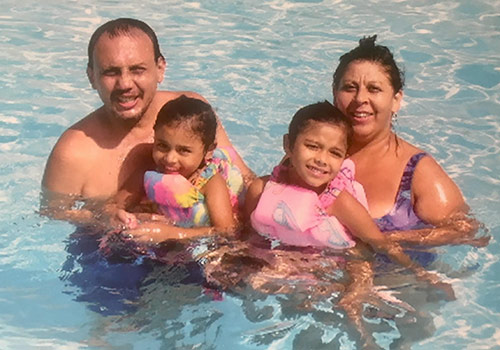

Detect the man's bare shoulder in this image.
[48,109,106,170]
[58,111,103,150]
[42,110,105,194]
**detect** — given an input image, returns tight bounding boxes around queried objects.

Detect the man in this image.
[41,18,251,227]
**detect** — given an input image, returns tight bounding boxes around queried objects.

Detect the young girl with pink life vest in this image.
[245,101,455,294]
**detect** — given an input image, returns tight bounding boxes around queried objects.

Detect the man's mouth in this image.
[115,95,139,110]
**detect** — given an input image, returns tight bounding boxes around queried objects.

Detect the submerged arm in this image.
[39,187,102,228]
[40,132,106,228]
[386,213,489,247]
[331,191,416,268]
[338,250,376,347]
[330,191,455,299]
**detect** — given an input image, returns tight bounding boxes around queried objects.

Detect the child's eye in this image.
[177,147,191,154]
[305,144,318,150]
[330,150,345,158]
[154,142,169,152]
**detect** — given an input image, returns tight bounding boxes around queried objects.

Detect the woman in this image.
[332,35,487,247]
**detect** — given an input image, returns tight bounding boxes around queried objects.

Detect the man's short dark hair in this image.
[87,18,164,68]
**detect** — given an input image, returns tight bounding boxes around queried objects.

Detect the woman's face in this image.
[333,60,403,143]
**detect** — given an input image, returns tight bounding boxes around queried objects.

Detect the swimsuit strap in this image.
[395,152,428,200]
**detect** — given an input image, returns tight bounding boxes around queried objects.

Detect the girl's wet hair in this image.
[332,35,405,93]
[288,101,353,148]
[154,95,217,150]
[87,18,164,68]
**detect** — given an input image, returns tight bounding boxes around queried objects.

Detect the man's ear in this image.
[156,56,167,84]
[283,134,291,155]
[87,66,96,89]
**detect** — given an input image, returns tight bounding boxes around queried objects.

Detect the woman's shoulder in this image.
[396,138,439,172]
[396,137,425,156]
[404,140,465,222]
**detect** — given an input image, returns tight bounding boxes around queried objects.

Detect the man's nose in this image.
[116,71,133,90]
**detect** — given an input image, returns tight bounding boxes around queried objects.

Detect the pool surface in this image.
[1,0,499,349]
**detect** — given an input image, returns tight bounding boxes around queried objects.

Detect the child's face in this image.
[152,123,207,179]
[285,121,348,193]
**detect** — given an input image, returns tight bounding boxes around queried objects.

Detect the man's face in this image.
[87,29,166,122]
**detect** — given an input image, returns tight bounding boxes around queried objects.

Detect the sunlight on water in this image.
[0,0,499,349]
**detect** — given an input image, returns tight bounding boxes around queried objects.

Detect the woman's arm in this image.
[330,191,455,299]
[330,191,416,268]
[412,156,467,223]
[390,156,489,247]
[386,212,490,247]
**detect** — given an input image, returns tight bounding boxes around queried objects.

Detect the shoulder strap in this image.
[396,152,428,197]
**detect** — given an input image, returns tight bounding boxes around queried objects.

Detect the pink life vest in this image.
[250,159,368,249]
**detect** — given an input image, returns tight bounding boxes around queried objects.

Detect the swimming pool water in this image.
[1,0,499,349]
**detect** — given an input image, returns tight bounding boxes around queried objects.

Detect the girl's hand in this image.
[116,209,138,229]
[134,212,170,223]
[123,222,188,244]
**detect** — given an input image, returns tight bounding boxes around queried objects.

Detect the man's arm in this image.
[40,130,102,228]
[42,130,88,195]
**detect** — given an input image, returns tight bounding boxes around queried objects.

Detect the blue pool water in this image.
[1,0,499,349]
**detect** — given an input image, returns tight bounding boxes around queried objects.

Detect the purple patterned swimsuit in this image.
[373,152,435,266]
[374,152,430,232]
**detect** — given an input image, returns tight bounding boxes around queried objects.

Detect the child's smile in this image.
[286,121,348,194]
[152,123,207,179]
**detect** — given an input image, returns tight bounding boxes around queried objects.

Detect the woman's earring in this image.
[391,112,398,130]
